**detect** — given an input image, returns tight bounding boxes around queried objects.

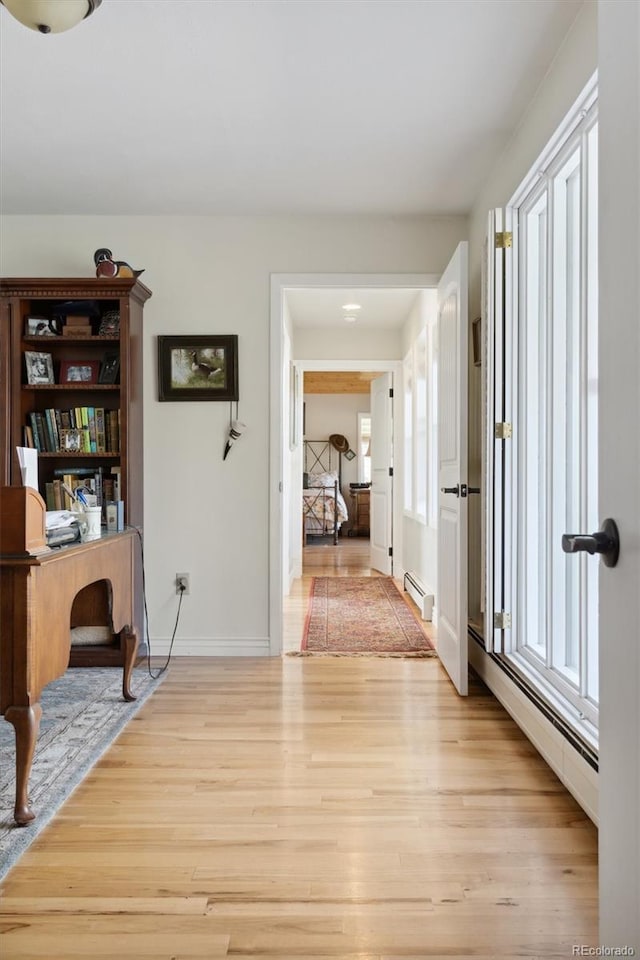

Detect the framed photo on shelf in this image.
[157,335,238,401]
[98,352,120,384]
[25,317,59,336]
[24,351,55,385]
[59,428,83,452]
[59,360,99,385]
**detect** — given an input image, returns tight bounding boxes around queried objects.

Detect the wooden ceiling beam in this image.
[303,371,379,394]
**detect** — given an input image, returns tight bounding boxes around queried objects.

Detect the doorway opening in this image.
[269,273,439,657]
[302,375,375,553]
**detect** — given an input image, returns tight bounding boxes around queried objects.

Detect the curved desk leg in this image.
[5,703,43,826]
[122,628,138,702]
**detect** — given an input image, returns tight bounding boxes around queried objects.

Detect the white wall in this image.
[400,289,434,350]
[0,214,466,653]
[295,325,402,361]
[469,1,598,311]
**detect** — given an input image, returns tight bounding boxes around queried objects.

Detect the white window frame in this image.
[490,74,599,743]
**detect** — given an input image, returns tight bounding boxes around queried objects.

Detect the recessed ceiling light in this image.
[344,315,358,323]
[342,303,361,311]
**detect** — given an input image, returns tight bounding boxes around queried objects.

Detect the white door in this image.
[437,243,469,695]
[369,372,393,575]
[598,2,640,941]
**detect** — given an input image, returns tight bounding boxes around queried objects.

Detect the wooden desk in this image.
[0,529,138,825]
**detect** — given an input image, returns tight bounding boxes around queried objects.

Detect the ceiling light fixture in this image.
[344,316,358,324]
[342,303,361,311]
[1,0,102,34]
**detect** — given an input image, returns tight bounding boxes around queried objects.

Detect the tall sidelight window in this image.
[490,76,599,743]
[428,323,438,528]
[414,328,428,522]
[403,350,413,513]
[403,328,431,522]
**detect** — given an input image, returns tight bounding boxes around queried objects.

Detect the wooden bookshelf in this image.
[0,277,152,661]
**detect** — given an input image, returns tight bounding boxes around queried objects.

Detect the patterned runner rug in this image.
[293,576,437,657]
[0,666,164,881]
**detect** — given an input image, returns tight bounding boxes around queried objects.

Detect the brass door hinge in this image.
[494,612,512,629]
[495,422,512,439]
[495,231,513,249]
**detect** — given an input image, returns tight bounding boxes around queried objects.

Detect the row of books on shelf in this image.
[44,466,121,512]
[24,406,120,455]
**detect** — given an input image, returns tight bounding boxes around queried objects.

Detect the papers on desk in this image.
[46,510,78,530]
[45,510,81,546]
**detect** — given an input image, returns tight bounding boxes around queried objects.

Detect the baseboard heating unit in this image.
[403,572,434,621]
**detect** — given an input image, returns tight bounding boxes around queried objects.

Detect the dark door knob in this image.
[561,518,620,568]
[467,486,480,494]
[441,485,460,496]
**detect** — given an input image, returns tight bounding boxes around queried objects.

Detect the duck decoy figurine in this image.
[94,248,145,279]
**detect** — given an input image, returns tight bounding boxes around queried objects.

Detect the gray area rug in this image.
[0,666,164,882]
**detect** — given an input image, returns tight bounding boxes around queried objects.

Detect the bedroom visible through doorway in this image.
[302,374,377,552]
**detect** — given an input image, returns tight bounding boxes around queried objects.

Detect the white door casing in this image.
[484,210,502,653]
[436,243,469,695]
[369,371,393,575]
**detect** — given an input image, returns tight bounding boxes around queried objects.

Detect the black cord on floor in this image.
[132,526,183,679]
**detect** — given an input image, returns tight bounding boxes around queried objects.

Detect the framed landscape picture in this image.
[157,335,239,401]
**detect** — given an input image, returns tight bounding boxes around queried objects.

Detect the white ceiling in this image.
[0,0,583,216]
[287,287,421,329]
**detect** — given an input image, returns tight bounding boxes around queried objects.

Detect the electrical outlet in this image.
[175,573,190,595]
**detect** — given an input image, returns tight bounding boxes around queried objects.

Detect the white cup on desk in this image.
[74,506,102,541]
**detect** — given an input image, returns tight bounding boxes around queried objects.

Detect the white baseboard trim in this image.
[469,642,598,825]
[397,566,438,627]
[403,570,434,620]
[148,638,271,657]
[289,560,301,590]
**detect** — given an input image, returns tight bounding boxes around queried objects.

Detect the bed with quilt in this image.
[303,440,349,544]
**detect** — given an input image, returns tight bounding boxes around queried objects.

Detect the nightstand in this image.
[349,488,370,537]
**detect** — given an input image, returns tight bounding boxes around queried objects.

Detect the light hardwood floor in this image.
[0,540,598,958]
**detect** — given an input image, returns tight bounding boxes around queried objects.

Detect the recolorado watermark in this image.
[572,948,636,957]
